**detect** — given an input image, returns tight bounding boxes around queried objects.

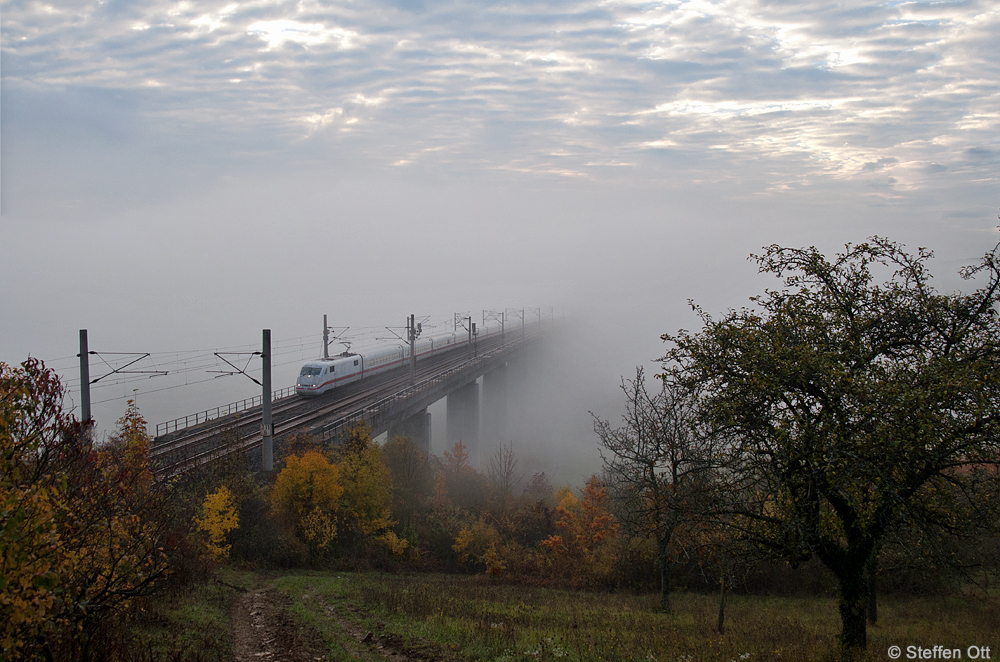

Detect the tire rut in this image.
[315,596,466,662]
[232,588,327,661]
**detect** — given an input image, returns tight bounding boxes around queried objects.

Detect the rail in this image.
[150,328,546,476]
[320,331,538,442]
[155,385,298,437]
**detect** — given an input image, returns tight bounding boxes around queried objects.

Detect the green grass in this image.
[271,572,999,662]
[122,576,246,662]
[271,572,395,662]
[117,570,998,662]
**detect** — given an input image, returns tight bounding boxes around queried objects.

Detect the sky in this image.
[1,0,998,477]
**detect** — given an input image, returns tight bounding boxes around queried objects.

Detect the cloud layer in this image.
[4,0,998,198]
[3,0,999,454]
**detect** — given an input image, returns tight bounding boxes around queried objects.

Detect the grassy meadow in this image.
[103,576,241,662]
[253,572,998,662]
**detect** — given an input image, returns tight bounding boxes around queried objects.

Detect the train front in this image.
[295,362,325,395]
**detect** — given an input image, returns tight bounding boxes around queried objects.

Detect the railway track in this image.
[151,332,532,476]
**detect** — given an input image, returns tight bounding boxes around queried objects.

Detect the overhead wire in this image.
[43,318,459,416]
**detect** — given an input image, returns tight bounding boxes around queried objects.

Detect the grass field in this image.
[116,573,248,661]
[266,572,999,662]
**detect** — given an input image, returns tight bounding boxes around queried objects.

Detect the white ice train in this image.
[295,321,511,396]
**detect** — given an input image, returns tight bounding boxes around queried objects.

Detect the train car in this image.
[294,352,367,396]
[295,319,515,397]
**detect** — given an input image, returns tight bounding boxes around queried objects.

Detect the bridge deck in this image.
[151,330,542,475]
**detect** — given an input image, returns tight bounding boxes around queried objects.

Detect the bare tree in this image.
[382,435,434,530]
[595,367,720,612]
[488,441,522,517]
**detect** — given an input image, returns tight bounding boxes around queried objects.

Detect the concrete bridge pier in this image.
[503,354,531,445]
[481,363,508,462]
[446,380,480,461]
[388,409,432,450]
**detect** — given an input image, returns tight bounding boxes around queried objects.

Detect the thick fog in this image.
[2,0,997,477]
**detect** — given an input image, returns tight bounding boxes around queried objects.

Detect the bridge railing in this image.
[152,328,545,476]
[320,331,538,442]
[155,385,297,437]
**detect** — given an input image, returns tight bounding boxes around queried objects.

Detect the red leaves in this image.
[542,476,619,567]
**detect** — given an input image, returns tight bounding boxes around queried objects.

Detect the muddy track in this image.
[232,588,327,661]
[315,596,466,662]
[231,582,465,662]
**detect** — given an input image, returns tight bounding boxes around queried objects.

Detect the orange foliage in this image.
[542,476,619,557]
[541,476,620,584]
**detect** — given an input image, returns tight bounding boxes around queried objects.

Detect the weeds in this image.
[274,572,998,662]
[101,577,241,662]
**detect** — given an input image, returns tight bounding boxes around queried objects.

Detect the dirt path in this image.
[231,581,464,662]
[232,587,327,661]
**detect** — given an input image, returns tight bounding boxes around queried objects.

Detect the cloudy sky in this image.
[2,0,998,462]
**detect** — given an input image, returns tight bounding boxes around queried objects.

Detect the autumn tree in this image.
[271,450,342,555]
[335,424,405,554]
[1,362,171,660]
[664,237,1000,652]
[63,400,171,636]
[595,367,721,612]
[197,486,239,559]
[452,518,505,575]
[542,476,619,583]
[382,435,434,531]
[1,359,84,656]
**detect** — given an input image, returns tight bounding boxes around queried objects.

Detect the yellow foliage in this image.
[272,451,343,521]
[272,451,343,553]
[554,487,579,511]
[452,521,507,576]
[452,525,475,561]
[1,362,63,644]
[300,506,338,550]
[483,543,507,577]
[197,486,239,559]
[337,427,394,537]
[0,481,63,649]
[380,530,409,555]
[113,400,153,486]
[2,367,170,653]
[73,405,168,612]
[453,519,501,565]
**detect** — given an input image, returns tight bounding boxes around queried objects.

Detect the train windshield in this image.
[300,366,322,376]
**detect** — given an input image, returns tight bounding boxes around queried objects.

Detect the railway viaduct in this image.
[149,327,546,475]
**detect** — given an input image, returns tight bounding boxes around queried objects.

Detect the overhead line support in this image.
[262,329,273,472]
[79,330,91,426]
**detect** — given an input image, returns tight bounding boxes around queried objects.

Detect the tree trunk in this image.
[658,534,671,613]
[837,570,868,652]
[866,554,878,624]
[717,573,727,634]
